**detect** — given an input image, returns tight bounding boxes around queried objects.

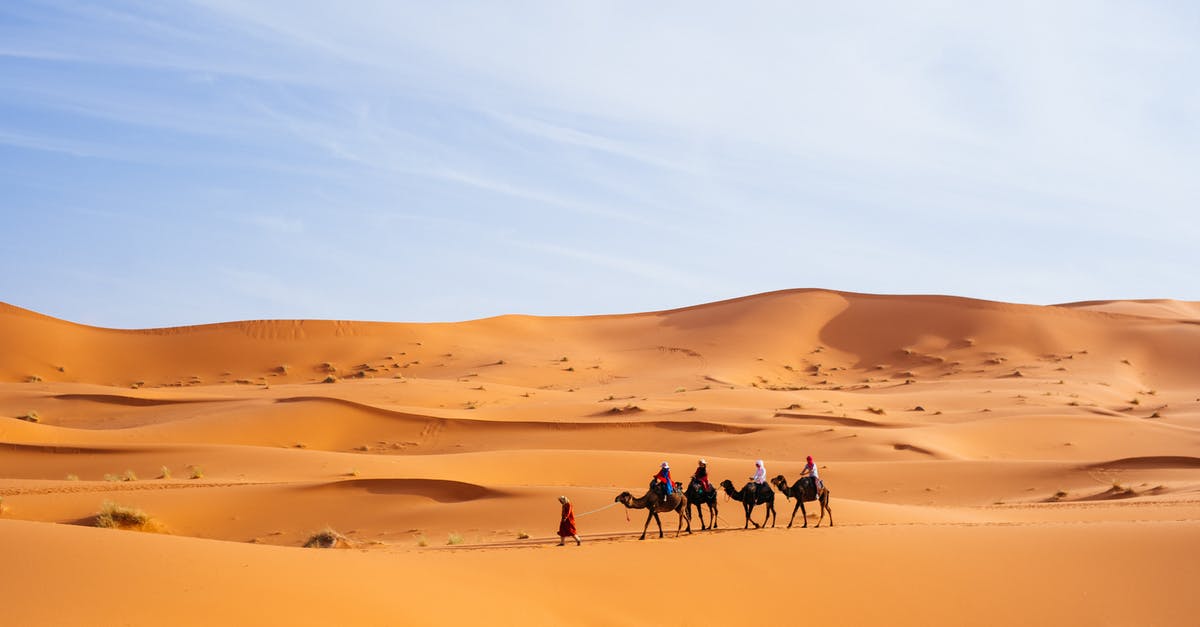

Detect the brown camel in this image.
[719,479,776,529]
[614,484,692,540]
[770,474,833,528]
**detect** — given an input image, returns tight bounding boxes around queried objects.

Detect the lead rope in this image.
[573,501,624,519]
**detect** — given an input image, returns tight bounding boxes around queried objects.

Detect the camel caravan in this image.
[614,458,833,540]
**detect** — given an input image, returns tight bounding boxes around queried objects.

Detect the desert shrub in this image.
[303,527,350,548]
[447,533,464,545]
[17,410,39,423]
[95,501,165,532]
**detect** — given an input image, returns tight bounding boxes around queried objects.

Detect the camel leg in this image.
[709,503,718,529]
[653,510,665,538]
[819,492,832,527]
[640,510,654,540]
[787,499,803,529]
[767,500,776,528]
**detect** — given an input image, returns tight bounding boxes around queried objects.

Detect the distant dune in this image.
[2,290,1198,626]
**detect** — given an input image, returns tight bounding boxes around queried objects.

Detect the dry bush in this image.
[447,533,464,545]
[17,410,40,423]
[95,501,167,533]
[303,527,352,548]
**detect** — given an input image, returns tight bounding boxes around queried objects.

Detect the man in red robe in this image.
[557,496,581,546]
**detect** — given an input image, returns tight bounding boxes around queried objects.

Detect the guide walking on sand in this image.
[557,496,581,546]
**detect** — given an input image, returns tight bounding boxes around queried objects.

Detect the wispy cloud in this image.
[2,1,1197,327]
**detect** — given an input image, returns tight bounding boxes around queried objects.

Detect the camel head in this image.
[771,475,790,498]
[614,491,632,504]
[719,479,735,492]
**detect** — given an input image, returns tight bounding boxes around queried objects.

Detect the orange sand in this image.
[1,289,1198,626]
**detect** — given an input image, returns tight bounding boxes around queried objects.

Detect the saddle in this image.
[798,476,817,500]
[743,482,770,500]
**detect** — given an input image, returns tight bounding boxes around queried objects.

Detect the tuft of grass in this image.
[95,501,166,533]
[27,375,43,383]
[322,375,338,384]
[188,465,204,480]
[674,387,687,393]
[560,356,569,362]
[303,527,350,549]
[447,533,464,545]
[17,410,40,423]
[1129,398,1140,405]
[122,470,138,482]
[684,406,697,412]
[348,469,360,477]
[66,474,79,481]
[866,406,886,415]
[159,466,172,480]
[1054,490,1068,499]
[415,534,429,547]
[516,531,530,540]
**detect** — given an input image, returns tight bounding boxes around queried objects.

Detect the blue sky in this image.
[2,1,1198,328]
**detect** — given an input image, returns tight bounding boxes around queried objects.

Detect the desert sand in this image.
[1,289,1198,626]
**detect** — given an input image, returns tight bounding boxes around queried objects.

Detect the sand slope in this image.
[1,289,1198,626]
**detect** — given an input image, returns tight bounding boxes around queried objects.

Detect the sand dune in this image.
[2,289,1198,626]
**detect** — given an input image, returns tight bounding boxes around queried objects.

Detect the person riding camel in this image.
[693,459,713,493]
[653,461,674,502]
[799,455,824,495]
[749,459,768,497]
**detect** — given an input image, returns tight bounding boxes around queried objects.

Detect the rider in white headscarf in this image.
[750,459,767,485]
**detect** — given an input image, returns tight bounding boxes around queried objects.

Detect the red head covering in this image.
[806,455,813,463]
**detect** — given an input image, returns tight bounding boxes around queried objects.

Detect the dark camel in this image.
[615,482,692,540]
[771,474,833,528]
[684,477,719,530]
[719,479,776,529]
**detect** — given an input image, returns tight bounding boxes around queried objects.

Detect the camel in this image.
[719,479,776,529]
[615,482,692,540]
[771,474,833,528]
[684,477,719,530]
